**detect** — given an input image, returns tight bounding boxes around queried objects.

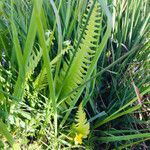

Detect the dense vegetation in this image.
[0,0,149,149]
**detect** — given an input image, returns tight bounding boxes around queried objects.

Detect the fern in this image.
[71,102,89,145]
[57,1,102,109]
[74,103,90,138]
[26,45,43,81]
[26,29,54,83]
[33,41,72,91]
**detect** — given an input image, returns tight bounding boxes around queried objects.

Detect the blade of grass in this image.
[11,0,24,99]
[117,138,150,149]
[97,133,150,142]
[50,0,63,87]
[23,4,38,73]
[95,105,141,128]
[34,0,57,139]
[94,87,150,128]
[0,120,14,146]
[10,0,23,69]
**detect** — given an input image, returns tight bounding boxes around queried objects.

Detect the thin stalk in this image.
[34,0,57,140]
[49,0,63,91]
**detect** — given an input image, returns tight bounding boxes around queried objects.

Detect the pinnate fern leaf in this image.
[57,1,102,109]
[26,45,42,81]
[73,102,90,138]
[33,41,72,91]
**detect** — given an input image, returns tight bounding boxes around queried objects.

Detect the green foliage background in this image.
[0,0,149,149]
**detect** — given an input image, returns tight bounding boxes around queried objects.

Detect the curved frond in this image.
[26,45,43,81]
[33,41,72,91]
[57,1,102,109]
[73,103,90,138]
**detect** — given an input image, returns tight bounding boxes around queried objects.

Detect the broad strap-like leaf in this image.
[0,120,14,146]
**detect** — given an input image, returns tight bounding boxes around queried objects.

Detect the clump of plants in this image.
[0,0,149,149]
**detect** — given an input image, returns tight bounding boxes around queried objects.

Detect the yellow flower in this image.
[74,133,83,145]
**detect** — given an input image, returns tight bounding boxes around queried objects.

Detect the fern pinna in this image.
[56,1,102,112]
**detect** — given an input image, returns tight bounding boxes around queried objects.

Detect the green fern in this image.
[33,41,72,91]
[73,103,90,138]
[26,45,43,81]
[26,29,54,83]
[71,102,89,145]
[57,1,102,109]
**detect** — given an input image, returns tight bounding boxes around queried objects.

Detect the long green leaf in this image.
[0,120,14,146]
[94,87,150,128]
[98,133,150,142]
[34,0,57,137]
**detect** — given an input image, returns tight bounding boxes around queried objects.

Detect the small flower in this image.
[74,133,83,145]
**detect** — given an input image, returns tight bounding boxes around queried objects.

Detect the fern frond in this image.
[33,41,72,91]
[73,102,90,138]
[26,45,42,81]
[57,1,102,109]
